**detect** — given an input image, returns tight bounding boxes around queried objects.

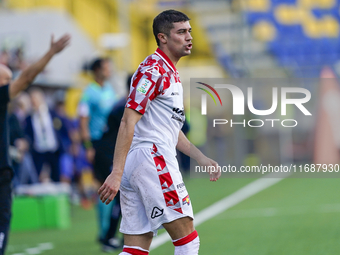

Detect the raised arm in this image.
[9,34,71,99]
[177,130,221,181]
[98,107,142,204]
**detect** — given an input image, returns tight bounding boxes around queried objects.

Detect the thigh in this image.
[119,173,154,235]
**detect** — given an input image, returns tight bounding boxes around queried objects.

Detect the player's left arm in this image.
[177,130,221,181]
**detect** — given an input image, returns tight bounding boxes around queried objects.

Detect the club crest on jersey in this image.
[182,195,190,206]
[137,79,152,95]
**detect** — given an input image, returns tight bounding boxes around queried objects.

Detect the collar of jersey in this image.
[155,48,176,73]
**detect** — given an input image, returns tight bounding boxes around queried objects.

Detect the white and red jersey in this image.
[126,48,185,156]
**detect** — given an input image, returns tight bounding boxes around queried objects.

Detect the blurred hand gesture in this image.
[50,34,71,54]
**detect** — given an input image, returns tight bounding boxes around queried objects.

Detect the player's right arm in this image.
[98,62,163,204]
[98,107,142,204]
[9,34,70,99]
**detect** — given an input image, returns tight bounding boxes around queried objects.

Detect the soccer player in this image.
[0,34,70,255]
[98,10,220,255]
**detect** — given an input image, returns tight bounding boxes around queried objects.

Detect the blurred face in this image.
[17,93,32,114]
[0,64,13,86]
[30,91,44,110]
[95,60,111,80]
[166,21,193,60]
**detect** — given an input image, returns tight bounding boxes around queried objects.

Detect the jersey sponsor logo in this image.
[171,114,185,123]
[172,108,185,123]
[171,92,179,96]
[177,182,185,189]
[172,108,184,116]
[182,195,190,206]
[151,206,164,219]
[177,182,186,194]
[137,79,152,95]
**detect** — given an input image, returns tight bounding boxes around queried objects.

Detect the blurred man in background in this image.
[0,33,70,255]
[25,88,65,182]
[78,57,117,251]
[7,99,30,187]
[10,92,38,185]
[98,10,220,255]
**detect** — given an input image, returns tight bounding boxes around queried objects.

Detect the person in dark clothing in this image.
[94,76,131,183]
[8,110,29,186]
[177,119,190,174]
[93,75,132,252]
[0,34,70,255]
[25,88,66,182]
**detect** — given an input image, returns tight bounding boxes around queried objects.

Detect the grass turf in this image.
[153,178,340,255]
[7,177,340,255]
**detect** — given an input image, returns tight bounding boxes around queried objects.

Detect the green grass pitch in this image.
[8,177,340,255]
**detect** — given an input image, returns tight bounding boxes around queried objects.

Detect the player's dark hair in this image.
[90,58,109,72]
[153,10,190,46]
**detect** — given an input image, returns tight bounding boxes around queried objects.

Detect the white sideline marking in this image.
[214,203,340,220]
[150,173,289,250]
[9,242,53,255]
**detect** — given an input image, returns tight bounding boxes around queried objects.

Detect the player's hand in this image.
[98,172,121,205]
[50,34,71,54]
[197,156,221,181]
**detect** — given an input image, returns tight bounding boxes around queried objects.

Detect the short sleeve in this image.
[126,66,167,115]
[0,84,10,107]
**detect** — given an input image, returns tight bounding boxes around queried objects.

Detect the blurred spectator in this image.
[54,90,93,206]
[7,101,32,187]
[13,92,31,126]
[10,92,38,185]
[25,88,64,182]
[0,47,26,79]
[0,50,9,66]
[8,47,26,78]
[54,90,73,155]
[78,57,117,251]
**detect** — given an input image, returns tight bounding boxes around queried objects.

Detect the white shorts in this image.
[119,144,194,235]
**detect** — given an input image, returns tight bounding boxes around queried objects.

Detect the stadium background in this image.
[2,0,340,254]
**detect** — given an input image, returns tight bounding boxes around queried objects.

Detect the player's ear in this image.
[157,33,167,44]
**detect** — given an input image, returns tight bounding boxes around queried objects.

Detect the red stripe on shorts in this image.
[153,155,166,171]
[151,144,183,214]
